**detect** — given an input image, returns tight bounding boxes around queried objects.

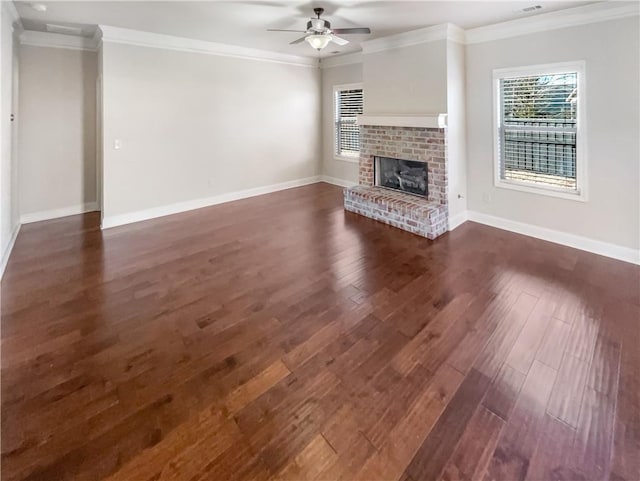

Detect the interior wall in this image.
[321,62,362,183]
[466,16,640,250]
[18,45,97,218]
[445,39,467,221]
[1,5,20,273]
[100,41,321,221]
[362,40,448,114]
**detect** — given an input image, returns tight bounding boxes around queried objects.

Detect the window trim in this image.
[333,82,363,163]
[492,61,587,202]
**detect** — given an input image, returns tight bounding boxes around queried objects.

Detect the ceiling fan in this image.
[267,7,371,51]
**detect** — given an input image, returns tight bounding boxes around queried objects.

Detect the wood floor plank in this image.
[482,363,526,421]
[471,292,538,380]
[505,295,554,375]
[317,405,377,480]
[547,353,590,428]
[272,434,338,481]
[1,183,637,481]
[355,364,464,481]
[535,317,571,370]
[484,361,557,481]
[609,301,640,481]
[575,387,617,480]
[525,413,582,481]
[224,360,291,415]
[440,406,505,481]
[403,368,493,481]
[588,334,621,399]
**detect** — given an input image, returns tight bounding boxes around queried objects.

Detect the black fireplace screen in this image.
[375,156,428,197]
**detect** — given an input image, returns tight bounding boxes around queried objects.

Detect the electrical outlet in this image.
[482,192,492,203]
[114,139,122,150]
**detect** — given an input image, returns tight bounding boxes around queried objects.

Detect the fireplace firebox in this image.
[374,156,428,197]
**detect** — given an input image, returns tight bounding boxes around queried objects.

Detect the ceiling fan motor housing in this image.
[308,18,330,32]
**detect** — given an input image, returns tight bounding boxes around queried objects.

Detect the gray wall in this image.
[321,62,362,183]
[101,41,322,220]
[1,5,19,272]
[466,16,640,249]
[363,40,448,114]
[18,45,97,216]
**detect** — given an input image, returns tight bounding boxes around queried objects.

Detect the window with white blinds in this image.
[494,62,586,200]
[334,84,363,159]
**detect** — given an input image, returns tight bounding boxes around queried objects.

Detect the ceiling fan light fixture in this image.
[305,34,331,50]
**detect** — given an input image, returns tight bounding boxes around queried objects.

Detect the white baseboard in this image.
[101,176,322,229]
[448,210,469,231]
[1,223,21,279]
[21,202,99,224]
[466,211,640,265]
[320,175,358,188]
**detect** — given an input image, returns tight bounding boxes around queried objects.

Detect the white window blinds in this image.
[334,86,363,158]
[497,69,581,194]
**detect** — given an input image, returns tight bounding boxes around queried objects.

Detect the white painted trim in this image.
[19,30,100,51]
[492,61,587,202]
[448,211,469,231]
[320,176,357,188]
[99,25,319,68]
[334,82,362,91]
[361,23,465,54]
[466,1,640,45]
[2,1,23,32]
[101,176,322,229]
[357,114,447,129]
[21,202,99,224]
[0,224,21,279]
[334,155,359,164]
[320,52,363,69]
[467,211,640,265]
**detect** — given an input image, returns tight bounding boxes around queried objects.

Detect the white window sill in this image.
[495,179,587,202]
[335,155,360,164]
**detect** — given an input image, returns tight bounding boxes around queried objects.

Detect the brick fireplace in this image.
[344,122,449,239]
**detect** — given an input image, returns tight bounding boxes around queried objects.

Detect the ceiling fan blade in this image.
[289,36,307,45]
[330,35,349,46]
[267,29,307,32]
[332,27,371,35]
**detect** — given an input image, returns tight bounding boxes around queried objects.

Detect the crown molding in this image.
[2,1,23,32]
[319,51,363,69]
[15,2,637,61]
[20,30,100,51]
[99,25,319,68]
[318,1,638,60]
[466,1,640,45]
[361,23,464,54]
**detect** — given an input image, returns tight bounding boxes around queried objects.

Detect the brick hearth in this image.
[344,124,449,239]
[344,186,448,239]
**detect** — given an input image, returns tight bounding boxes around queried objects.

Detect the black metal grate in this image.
[375,156,428,197]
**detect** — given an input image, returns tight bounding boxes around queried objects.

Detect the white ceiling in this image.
[14,0,597,57]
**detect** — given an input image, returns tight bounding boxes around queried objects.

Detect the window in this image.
[494,62,586,200]
[334,84,363,161]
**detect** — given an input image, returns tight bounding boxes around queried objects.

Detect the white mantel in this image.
[356,113,448,129]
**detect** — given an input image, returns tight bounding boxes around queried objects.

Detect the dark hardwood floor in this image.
[1,182,638,481]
